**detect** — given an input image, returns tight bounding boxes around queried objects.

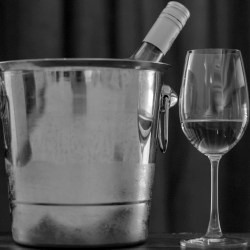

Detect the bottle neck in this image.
[130,42,164,62]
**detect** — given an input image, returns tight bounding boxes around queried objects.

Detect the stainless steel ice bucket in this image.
[0,59,177,247]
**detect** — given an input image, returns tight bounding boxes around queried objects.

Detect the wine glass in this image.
[179,49,249,247]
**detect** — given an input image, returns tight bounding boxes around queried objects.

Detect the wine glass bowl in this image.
[179,49,249,247]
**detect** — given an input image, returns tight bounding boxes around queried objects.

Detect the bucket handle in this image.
[158,85,178,153]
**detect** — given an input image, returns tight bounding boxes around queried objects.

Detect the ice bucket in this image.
[0,59,177,247]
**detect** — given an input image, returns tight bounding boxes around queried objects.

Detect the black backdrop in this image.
[0,0,250,234]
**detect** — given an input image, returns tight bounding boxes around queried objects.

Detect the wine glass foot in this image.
[180,236,248,248]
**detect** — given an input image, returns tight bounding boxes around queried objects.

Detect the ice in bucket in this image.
[0,59,176,247]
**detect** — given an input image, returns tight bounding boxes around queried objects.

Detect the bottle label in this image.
[143,16,180,55]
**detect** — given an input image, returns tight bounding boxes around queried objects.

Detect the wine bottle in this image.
[131,1,190,62]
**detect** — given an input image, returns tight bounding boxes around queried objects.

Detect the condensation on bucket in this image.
[11,201,151,247]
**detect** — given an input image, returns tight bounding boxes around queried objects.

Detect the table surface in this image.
[1,233,250,249]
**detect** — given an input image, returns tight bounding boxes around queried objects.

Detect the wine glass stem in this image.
[205,155,223,239]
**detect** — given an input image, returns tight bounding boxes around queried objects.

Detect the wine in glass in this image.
[179,49,249,247]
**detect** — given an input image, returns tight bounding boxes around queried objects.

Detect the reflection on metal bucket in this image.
[0,59,176,247]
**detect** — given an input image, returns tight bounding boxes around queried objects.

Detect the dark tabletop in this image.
[1,233,250,249]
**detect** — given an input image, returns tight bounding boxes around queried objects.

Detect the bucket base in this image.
[11,201,150,247]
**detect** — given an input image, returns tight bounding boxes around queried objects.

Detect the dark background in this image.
[0,0,250,234]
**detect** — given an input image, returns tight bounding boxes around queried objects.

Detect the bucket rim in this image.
[0,58,171,72]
